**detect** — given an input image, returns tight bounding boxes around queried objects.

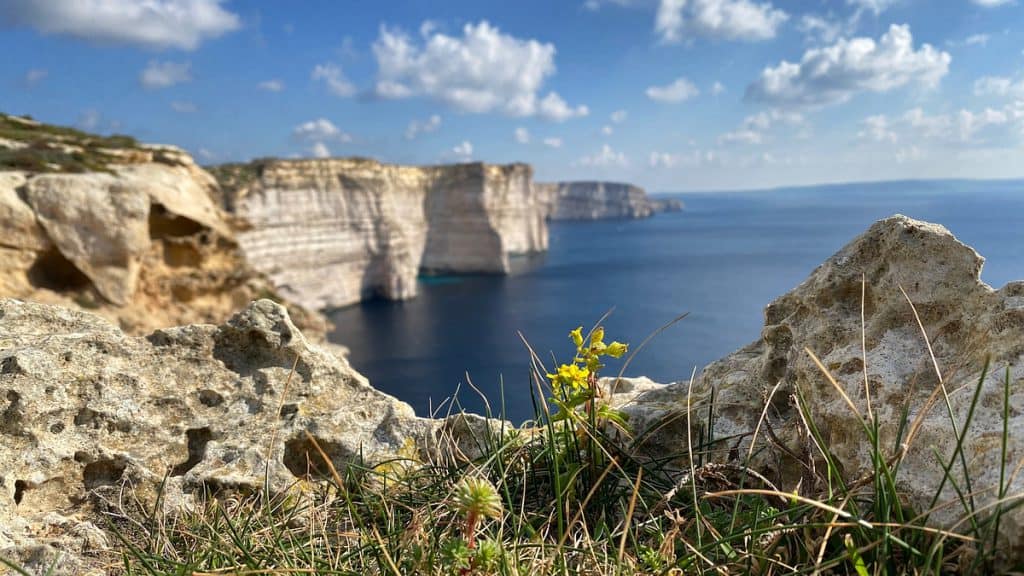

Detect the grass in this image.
[4,291,1023,575]
[0,112,142,173]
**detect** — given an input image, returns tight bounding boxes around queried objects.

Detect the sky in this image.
[2,0,1023,192]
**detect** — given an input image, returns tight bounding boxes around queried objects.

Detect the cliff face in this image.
[0,113,326,337]
[538,181,668,220]
[216,158,548,310]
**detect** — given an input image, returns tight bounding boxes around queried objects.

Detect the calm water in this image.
[330,179,1024,422]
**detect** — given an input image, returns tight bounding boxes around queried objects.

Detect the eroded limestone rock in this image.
[0,298,467,573]
[613,215,1024,560]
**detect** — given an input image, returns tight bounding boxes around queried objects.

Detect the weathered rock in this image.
[615,215,1024,560]
[214,158,548,310]
[538,181,659,220]
[0,298,474,574]
[0,116,327,339]
[650,197,684,214]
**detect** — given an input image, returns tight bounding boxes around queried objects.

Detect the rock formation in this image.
[537,181,681,220]
[211,158,548,310]
[0,113,326,338]
[611,215,1024,560]
[0,298,492,574]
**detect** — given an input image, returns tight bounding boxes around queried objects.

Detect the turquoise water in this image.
[329,179,1024,421]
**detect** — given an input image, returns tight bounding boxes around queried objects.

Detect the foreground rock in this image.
[0,113,326,339]
[538,181,676,220]
[212,158,549,310]
[613,214,1024,560]
[0,298,489,574]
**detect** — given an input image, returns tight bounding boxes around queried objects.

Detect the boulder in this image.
[0,298,465,573]
[614,215,1024,559]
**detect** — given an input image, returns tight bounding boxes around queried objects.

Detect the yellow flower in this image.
[546,362,590,396]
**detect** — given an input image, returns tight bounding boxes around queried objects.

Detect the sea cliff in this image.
[538,181,682,220]
[212,158,548,310]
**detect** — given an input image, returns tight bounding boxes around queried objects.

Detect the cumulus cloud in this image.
[718,109,805,145]
[798,14,849,44]
[405,114,442,140]
[170,100,197,113]
[139,60,192,89]
[745,24,950,107]
[974,75,1024,97]
[543,137,563,148]
[293,118,351,158]
[452,140,474,159]
[964,33,990,47]
[577,144,629,167]
[602,125,614,135]
[656,0,787,43]
[858,114,898,142]
[258,79,285,92]
[646,77,699,102]
[312,63,355,97]
[583,0,637,10]
[372,20,587,121]
[649,149,718,168]
[971,0,1013,6]
[847,0,899,15]
[514,127,531,144]
[610,109,628,123]
[2,0,240,50]
[711,81,726,95]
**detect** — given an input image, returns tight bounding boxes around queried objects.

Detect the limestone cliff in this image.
[0,113,326,337]
[538,181,680,220]
[212,158,548,310]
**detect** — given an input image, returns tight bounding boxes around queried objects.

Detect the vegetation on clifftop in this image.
[0,113,144,174]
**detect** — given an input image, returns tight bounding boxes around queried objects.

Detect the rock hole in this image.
[282,434,355,480]
[171,428,213,476]
[14,480,28,505]
[149,204,204,239]
[279,403,298,420]
[198,389,224,407]
[74,407,100,428]
[1,391,23,435]
[49,422,65,434]
[26,248,92,291]
[83,457,127,490]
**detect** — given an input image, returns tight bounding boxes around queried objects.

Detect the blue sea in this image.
[329,179,1024,422]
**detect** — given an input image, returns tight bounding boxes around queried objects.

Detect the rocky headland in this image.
[537,181,682,220]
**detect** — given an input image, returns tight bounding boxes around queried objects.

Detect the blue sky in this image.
[2,0,1023,191]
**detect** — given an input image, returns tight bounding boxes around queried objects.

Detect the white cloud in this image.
[602,125,614,135]
[847,0,899,15]
[656,0,788,43]
[372,20,587,121]
[293,118,351,159]
[965,33,990,47]
[577,144,629,167]
[312,63,355,97]
[584,0,637,10]
[543,137,563,148]
[711,81,726,95]
[798,14,847,44]
[24,68,47,87]
[3,0,240,50]
[646,77,700,102]
[170,100,197,113]
[514,127,531,144]
[718,129,763,145]
[197,148,215,161]
[718,109,805,145]
[974,75,1024,97]
[405,114,442,140]
[258,79,285,92]
[857,114,898,142]
[746,24,950,107]
[140,60,192,89]
[649,149,718,168]
[610,109,628,123]
[971,0,1013,6]
[452,140,474,159]
[309,142,331,158]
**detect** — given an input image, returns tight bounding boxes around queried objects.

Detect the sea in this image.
[329,179,1024,422]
